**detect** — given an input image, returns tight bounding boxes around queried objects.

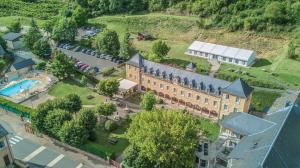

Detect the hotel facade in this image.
[125,54,253,120]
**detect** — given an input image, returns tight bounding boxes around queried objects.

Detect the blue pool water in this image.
[0,80,40,97]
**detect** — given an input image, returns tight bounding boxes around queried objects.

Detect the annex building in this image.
[185,41,256,67]
[125,54,253,120]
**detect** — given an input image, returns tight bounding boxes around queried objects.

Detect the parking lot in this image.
[59,48,118,72]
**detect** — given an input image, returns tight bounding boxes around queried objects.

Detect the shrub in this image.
[36,62,47,70]
[102,67,115,77]
[104,120,117,132]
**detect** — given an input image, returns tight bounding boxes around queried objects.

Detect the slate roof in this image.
[12,58,35,70]
[127,54,253,97]
[188,41,255,61]
[2,32,22,41]
[0,45,5,55]
[0,124,8,138]
[222,79,253,98]
[227,93,300,168]
[220,112,274,136]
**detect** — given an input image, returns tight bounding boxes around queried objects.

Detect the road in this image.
[0,110,113,168]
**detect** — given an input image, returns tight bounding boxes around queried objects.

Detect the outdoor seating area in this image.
[118,79,138,98]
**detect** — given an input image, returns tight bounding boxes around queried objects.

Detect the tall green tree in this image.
[140,91,157,111]
[31,101,55,132]
[9,20,21,33]
[44,109,72,138]
[32,39,51,59]
[63,94,82,113]
[98,0,110,14]
[72,5,88,26]
[95,29,120,56]
[95,102,117,117]
[47,50,75,80]
[120,32,132,60]
[149,40,170,62]
[59,120,89,147]
[97,78,119,98]
[77,108,97,136]
[52,17,77,42]
[126,109,199,168]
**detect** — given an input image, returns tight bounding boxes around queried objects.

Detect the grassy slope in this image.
[48,80,103,105]
[0,16,46,27]
[90,13,300,88]
[252,90,281,112]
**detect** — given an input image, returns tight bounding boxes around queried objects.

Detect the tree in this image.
[41,18,57,36]
[63,94,82,113]
[31,100,55,132]
[126,109,199,168]
[97,78,119,98]
[95,102,117,117]
[77,108,97,136]
[0,36,7,51]
[149,40,170,62]
[264,2,286,24]
[23,23,42,50]
[52,17,77,42]
[104,120,117,131]
[59,120,88,147]
[124,146,156,168]
[9,20,21,33]
[47,50,75,80]
[140,91,157,111]
[80,75,88,86]
[32,39,51,59]
[120,32,132,60]
[72,5,88,26]
[44,109,72,138]
[98,0,110,14]
[95,29,120,56]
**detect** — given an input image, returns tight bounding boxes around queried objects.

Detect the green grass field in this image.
[80,120,129,159]
[252,90,281,112]
[48,80,103,105]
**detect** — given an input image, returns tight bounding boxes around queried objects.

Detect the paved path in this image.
[0,111,113,168]
[208,59,220,77]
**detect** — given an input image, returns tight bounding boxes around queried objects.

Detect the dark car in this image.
[86,50,92,55]
[74,46,81,52]
[81,48,87,53]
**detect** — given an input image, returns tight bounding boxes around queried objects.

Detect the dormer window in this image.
[162,71,166,79]
[155,69,160,76]
[209,84,214,93]
[184,77,188,85]
[143,66,148,73]
[149,68,154,75]
[200,82,205,90]
[169,73,173,81]
[218,87,222,95]
[176,76,181,84]
[192,80,196,88]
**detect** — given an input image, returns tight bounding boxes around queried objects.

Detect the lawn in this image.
[252,90,281,112]
[90,13,300,89]
[80,120,129,159]
[0,16,46,27]
[48,79,104,105]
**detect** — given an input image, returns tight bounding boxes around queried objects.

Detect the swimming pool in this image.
[0,80,40,97]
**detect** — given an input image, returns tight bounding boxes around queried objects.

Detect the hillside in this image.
[90,13,300,89]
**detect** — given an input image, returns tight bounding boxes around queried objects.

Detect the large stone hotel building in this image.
[125,54,253,120]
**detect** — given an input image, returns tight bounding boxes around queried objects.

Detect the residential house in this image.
[0,124,14,167]
[10,58,35,76]
[125,54,253,121]
[2,32,23,50]
[185,41,256,67]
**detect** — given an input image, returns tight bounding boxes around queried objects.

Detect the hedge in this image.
[0,97,34,117]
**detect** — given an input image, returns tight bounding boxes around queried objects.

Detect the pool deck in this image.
[0,73,55,103]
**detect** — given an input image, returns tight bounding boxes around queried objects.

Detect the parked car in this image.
[81,48,87,53]
[74,46,81,52]
[80,65,89,71]
[86,50,92,55]
[91,51,96,56]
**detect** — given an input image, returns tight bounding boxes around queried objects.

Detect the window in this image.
[226,94,230,99]
[196,156,200,163]
[181,90,185,96]
[188,93,192,98]
[204,98,208,104]
[160,84,164,89]
[194,51,197,55]
[229,58,233,62]
[236,97,240,103]
[173,88,176,93]
[235,59,239,64]
[213,101,217,106]
[223,57,226,61]
[129,74,132,78]
[197,144,202,152]
[189,50,192,54]
[233,108,238,113]
[153,82,156,86]
[196,95,200,100]
[148,80,150,84]
[242,61,246,65]
[0,141,5,149]
[200,160,207,167]
[224,104,228,111]
[166,86,169,90]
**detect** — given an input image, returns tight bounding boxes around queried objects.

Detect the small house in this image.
[0,124,14,167]
[2,32,23,50]
[137,32,152,41]
[10,58,35,76]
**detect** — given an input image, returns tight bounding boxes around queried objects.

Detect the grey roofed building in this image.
[0,124,8,138]
[222,79,253,98]
[2,32,22,41]
[127,53,252,97]
[226,93,300,168]
[220,112,275,136]
[12,58,35,70]
[186,41,256,67]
